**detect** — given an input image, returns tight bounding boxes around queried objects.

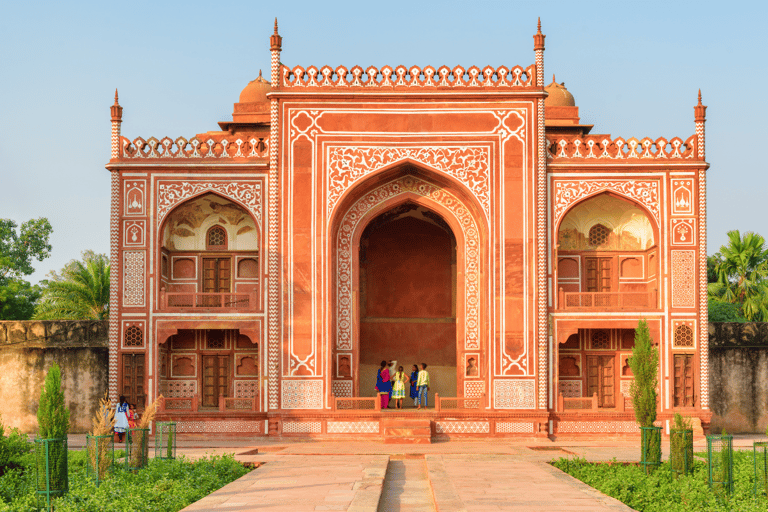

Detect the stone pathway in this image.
[378,456,436,512]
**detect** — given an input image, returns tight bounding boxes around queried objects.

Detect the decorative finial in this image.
[537,17,541,33]
[114,89,119,105]
[694,88,707,122]
[259,69,263,78]
[270,17,283,50]
[533,17,545,51]
[552,73,555,84]
[110,89,123,121]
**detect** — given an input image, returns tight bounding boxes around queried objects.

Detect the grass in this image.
[0,447,251,511]
[551,449,767,512]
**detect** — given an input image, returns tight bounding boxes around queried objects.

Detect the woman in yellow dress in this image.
[391,366,407,409]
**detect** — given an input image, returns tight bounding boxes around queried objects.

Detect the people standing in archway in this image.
[409,364,419,406]
[375,360,391,409]
[416,363,430,409]
[391,366,407,409]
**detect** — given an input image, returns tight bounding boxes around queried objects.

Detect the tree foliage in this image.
[708,230,768,322]
[628,319,658,428]
[34,251,109,320]
[0,218,52,319]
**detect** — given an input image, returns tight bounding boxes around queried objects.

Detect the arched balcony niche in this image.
[555,192,660,311]
[158,192,261,311]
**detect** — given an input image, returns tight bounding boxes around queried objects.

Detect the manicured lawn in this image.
[0,448,251,511]
[551,450,768,512]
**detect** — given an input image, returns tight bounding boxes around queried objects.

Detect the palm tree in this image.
[34,251,110,320]
[708,230,768,322]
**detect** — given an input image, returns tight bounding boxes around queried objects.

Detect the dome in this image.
[544,75,575,107]
[239,70,271,103]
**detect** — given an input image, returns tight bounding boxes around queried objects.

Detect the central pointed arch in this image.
[328,164,488,401]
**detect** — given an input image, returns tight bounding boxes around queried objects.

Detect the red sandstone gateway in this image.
[105,19,711,439]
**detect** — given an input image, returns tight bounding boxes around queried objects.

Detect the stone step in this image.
[381,419,432,444]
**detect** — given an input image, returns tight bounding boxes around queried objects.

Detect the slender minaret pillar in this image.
[267,19,282,412]
[695,90,709,409]
[533,19,548,411]
[109,90,123,404]
[110,89,123,159]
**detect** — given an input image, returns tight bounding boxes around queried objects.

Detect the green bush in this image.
[36,362,70,498]
[708,299,748,322]
[552,450,766,511]
[0,449,250,511]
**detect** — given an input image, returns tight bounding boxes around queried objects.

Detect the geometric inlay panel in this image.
[671,250,696,308]
[282,421,322,434]
[620,380,632,397]
[557,421,639,433]
[495,422,535,433]
[123,251,145,306]
[175,420,261,433]
[235,380,259,399]
[435,421,490,434]
[558,380,582,398]
[464,381,485,399]
[163,380,196,398]
[327,422,379,434]
[332,380,353,398]
[493,380,535,409]
[281,380,323,409]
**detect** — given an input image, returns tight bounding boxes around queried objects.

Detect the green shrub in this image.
[552,449,768,511]
[35,362,70,500]
[0,449,250,511]
[670,413,694,477]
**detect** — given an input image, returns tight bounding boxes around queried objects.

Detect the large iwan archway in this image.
[330,169,487,405]
[358,203,457,404]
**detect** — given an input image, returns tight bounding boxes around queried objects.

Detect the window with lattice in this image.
[207,330,226,349]
[124,325,144,347]
[674,325,694,348]
[588,224,610,247]
[591,330,610,349]
[207,226,227,249]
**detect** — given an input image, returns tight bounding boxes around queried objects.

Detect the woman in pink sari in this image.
[375,360,391,409]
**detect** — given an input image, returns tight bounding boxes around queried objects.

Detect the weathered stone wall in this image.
[0,320,108,433]
[709,322,768,433]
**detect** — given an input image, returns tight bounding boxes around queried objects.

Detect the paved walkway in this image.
[65,434,764,511]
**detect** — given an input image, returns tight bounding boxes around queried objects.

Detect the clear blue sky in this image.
[1,0,765,284]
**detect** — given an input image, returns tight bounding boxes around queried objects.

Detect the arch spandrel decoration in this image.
[326,146,492,219]
[156,181,263,225]
[335,175,481,353]
[553,180,660,227]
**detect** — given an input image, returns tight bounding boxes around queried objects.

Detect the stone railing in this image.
[281,64,537,89]
[547,135,701,161]
[118,133,269,160]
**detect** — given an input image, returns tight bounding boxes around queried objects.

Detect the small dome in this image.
[239,70,271,103]
[545,74,575,107]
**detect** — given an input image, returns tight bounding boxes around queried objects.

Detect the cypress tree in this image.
[37,362,69,438]
[628,319,658,427]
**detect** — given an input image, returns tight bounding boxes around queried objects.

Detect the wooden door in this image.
[585,257,613,292]
[674,354,694,407]
[122,353,146,408]
[202,355,230,407]
[587,355,615,408]
[202,258,231,293]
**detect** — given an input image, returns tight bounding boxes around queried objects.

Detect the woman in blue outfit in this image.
[409,364,419,407]
[375,360,391,409]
